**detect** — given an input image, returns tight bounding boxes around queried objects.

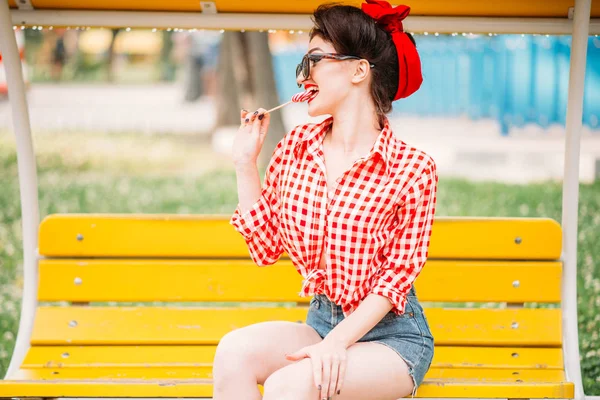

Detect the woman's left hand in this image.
[285,338,348,399]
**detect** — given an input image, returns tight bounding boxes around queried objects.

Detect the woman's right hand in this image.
[232,108,271,167]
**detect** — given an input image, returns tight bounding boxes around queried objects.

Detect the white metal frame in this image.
[0,0,39,380]
[561,1,591,400]
[0,0,595,398]
[6,10,600,35]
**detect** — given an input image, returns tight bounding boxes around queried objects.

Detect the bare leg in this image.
[262,342,415,400]
[212,321,323,400]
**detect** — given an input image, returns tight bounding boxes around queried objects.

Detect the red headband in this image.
[361,0,423,100]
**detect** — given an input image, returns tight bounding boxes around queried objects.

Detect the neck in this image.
[328,95,382,155]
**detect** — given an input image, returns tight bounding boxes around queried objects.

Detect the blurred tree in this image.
[105,28,120,82]
[159,31,176,81]
[215,31,285,169]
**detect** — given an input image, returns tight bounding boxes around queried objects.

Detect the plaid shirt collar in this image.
[293,116,396,177]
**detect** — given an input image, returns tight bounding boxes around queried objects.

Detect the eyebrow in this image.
[308,47,324,54]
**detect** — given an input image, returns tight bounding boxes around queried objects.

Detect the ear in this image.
[351,59,372,84]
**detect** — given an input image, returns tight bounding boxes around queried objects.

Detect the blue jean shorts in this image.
[305,286,434,396]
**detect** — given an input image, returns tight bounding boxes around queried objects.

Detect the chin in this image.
[307,100,330,118]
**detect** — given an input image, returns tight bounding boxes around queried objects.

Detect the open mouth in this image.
[307,87,319,102]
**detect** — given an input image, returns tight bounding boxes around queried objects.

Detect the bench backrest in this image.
[29,215,564,376]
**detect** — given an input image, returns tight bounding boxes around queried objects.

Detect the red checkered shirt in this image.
[230,116,438,316]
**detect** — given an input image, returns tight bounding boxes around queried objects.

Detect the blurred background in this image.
[0,28,599,392]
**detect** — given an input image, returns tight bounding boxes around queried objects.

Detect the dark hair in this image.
[309,3,416,129]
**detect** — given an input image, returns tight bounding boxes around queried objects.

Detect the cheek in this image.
[313,63,346,89]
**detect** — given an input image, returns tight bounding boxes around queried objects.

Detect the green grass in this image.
[0,132,599,393]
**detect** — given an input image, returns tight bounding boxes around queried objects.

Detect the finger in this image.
[285,349,308,361]
[257,110,270,136]
[251,110,263,136]
[240,109,249,125]
[321,355,331,400]
[329,355,340,398]
[336,355,347,397]
[310,355,323,394]
[249,109,260,121]
[241,110,258,127]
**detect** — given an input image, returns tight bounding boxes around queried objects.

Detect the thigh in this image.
[264,341,414,400]
[214,321,322,384]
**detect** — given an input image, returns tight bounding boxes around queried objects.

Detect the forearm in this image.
[235,162,262,213]
[324,293,394,348]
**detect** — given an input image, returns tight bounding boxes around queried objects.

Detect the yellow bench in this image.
[0,214,574,399]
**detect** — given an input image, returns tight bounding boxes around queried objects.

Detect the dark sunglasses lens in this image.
[303,56,311,79]
[296,56,309,87]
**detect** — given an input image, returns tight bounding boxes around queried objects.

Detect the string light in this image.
[12,26,17,30]
[298,30,304,35]
[126,27,131,31]
[289,30,295,34]
[49,26,53,30]
[424,31,429,35]
[152,28,157,32]
[219,29,225,33]
[434,32,439,36]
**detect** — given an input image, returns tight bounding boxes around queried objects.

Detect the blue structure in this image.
[273,35,600,135]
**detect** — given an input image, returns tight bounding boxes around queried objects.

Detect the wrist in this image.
[234,160,258,171]
[324,333,352,349]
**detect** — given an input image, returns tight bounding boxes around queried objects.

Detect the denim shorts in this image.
[305,286,434,396]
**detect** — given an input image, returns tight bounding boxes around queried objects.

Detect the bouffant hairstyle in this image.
[309,3,416,128]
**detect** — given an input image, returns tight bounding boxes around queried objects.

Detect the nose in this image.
[296,70,307,88]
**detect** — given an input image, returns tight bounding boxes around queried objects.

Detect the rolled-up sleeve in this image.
[370,161,438,314]
[229,140,285,266]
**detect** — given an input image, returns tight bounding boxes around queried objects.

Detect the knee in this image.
[262,361,314,400]
[213,329,255,380]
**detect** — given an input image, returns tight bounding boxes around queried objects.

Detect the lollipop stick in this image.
[265,100,293,114]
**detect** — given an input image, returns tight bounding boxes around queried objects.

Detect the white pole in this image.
[561,0,591,399]
[0,0,40,379]
[7,9,600,35]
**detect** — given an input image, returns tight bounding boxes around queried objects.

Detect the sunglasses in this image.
[296,53,376,88]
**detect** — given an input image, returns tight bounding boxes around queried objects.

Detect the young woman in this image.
[214,1,438,399]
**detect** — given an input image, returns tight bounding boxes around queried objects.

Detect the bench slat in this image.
[39,215,562,260]
[22,345,564,370]
[38,259,562,303]
[0,368,573,398]
[32,306,561,346]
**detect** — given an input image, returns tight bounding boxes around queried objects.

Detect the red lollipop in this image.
[292,89,318,103]
[265,88,319,114]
